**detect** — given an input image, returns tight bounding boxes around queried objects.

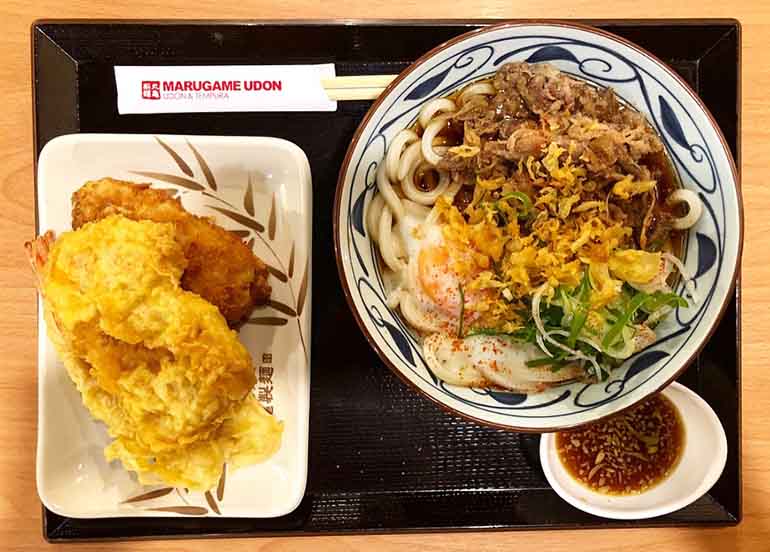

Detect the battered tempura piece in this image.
[27,216,282,490]
[71,177,271,325]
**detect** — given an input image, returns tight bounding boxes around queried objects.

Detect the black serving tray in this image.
[32,20,741,541]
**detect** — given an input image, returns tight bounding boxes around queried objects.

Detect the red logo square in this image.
[141,81,161,100]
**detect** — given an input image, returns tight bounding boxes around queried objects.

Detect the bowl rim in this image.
[333,19,743,433]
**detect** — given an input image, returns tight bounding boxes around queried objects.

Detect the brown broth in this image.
[452,185,475,212]
[415,167,439,192]
[555,394,684,495]
[643,149,685,256]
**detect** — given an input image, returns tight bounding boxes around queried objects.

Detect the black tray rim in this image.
[30,18,742,540]
[30,17,743,27]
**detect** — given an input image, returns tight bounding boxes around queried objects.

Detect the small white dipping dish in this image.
[540,382,727,520]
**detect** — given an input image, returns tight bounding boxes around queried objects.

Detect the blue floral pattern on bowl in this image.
[336,23,741,431]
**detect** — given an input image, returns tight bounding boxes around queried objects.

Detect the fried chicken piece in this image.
[71,177,271,325]
[26,216,282,490]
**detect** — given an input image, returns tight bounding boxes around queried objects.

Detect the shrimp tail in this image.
[25,230,55,291]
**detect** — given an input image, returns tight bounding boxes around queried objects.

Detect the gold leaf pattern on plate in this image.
[153,188,180,198]
[186,139,217,190]
[202,191,223,203]
[204,491,222,515]
[268,299,297,317]
[268,192,277,240]
[216,464,226,501]
[297,259,309,317]
[209,206,265,233]
[131,171,205,191]
[246,317,289,326]
[244,174,255,216]
[288,242,295,278]
[265,264,288,283]
[230,229,251,239]
[154,136,194,177]
[175,488,190,505]
[147,506,208,516]
[121,487,174,504]
[246,237,255,249]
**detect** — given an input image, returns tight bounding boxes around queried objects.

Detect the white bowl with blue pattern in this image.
[334,22,741,431]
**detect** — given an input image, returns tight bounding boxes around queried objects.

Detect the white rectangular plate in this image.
[35,133,312,518]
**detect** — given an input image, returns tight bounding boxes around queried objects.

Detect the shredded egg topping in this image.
[431,141,662,332]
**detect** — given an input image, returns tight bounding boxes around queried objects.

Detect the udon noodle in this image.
[367,62,702,393]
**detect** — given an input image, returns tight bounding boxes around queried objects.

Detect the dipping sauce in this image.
[555,394,684,495]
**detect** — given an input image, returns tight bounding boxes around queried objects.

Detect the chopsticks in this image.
[321,74,399,101]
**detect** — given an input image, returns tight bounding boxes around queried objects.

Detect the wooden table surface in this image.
[2,2,766,551]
